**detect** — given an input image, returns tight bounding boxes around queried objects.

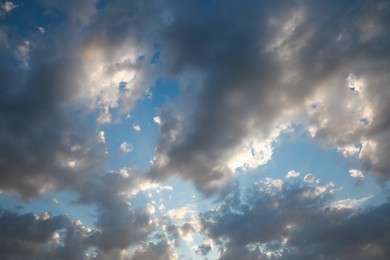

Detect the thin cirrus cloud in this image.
[0,0,389,259]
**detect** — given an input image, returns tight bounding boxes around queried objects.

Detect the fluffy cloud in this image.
[120,142,134,153]
[200,180,390,259]
[153,116,161,125]
[1,1,390,259]
[133,125,142,132]
[1,1,18,13]
[349,169,365,180]
[286,170,300,179]
[0,209,90,259]
[150,0,390,195]
[303,173,315,183]
[131,240,176,260]
[0,0,158,199]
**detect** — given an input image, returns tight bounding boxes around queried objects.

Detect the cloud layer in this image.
[0,0,390,259]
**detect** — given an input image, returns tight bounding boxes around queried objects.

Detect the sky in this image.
[0,0,390,259]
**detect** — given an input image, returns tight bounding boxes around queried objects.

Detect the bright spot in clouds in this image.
[153,116,161,125]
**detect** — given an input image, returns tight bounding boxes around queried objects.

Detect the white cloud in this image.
[286,170,300,178]
[349,169,365,180]
[166,207,194,220]
[337,144,361,157]
[37,27,45,33]
[303,173,315,183]
[1,1,18,12]
[133,125,141,132]
[153,116,161,125]
[98,131,106,144]
[145,203,156,215]
[227,124,290,172]
[331,196,372,210]
[120,142,133,153]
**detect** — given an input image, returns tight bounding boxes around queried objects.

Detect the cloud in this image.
[37,26,46,33]
[133,125,142,132]
[98,131,106,144]
[131,240,176,260]
[330,196,372,210]
[0,209,88,259]
[166,206,194,220]
[153,116,161,125]
[303,173,315,183]
[286,170,300,179]
[200,179,390,259]
[0,0,159,199]
[0,28,106,198]
[120,141,133,153]
[1,1,390,259]
[195,240,213,256]
[150,0,390,195]
[1,1,18,12]
[349,169,365,180]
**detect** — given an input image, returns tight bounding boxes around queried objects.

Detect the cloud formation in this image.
[150,0,390,194]
[200,179,390,259]
[0,0,390,259]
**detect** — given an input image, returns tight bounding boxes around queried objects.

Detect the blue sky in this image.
[1,0,390,259]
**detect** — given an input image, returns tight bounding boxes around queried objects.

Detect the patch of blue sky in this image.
[237,127,386,207]
[102,77,180,171]
[0,190,96,228]
[2,1,66,37]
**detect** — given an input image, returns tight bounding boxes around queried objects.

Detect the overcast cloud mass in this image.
[0,0,390,259]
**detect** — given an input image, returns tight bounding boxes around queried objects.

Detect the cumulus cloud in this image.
[0,0,160,200]
[286,170,300,179]
[149,0,390,195]
[0,209,90,259]
[200,180,390,259]
[120,142,133,153]
[133,125,142,132]
[1,0,390,259]
[153,116,161,125]
[349,169,365,180]
[303,173,315,183]
[131,239,176,260]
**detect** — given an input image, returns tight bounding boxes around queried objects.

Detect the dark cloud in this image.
[195,242,212,256]
[200,179,390,259]
[131,240,175,260]
[0,0,157,198]
[1,0,390,259]
[150,0,390,193]
[0,1,160,255]
[0,0,107,199]
[0,209,71,259]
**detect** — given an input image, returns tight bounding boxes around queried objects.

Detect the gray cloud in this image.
[150,0,390,194]
[0,0,107,199]
[0,0,158,199]
[0,209,72,259]
[1,1,390,259]
[131,240,175,260]
[200,179,390,259]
